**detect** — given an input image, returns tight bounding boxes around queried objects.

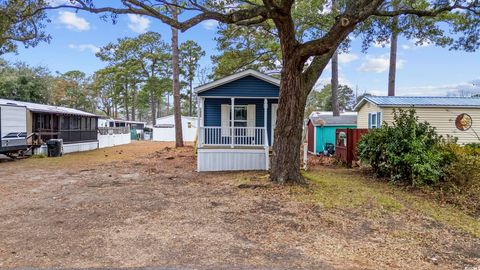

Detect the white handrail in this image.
[200,127,265,146]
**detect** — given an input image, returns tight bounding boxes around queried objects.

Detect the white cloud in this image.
[338,53,359,64]
[49,0,74,5]
[358,55,405,73]
[68,44,100,54]
[127,14,150,34]
[402,39,432,50]
[398,81,480,96]
[201,20,219,30]
[58,11,90,31]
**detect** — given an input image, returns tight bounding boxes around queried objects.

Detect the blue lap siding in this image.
[203,98,278,146]
[197,75,279,98]
[199,74,280,146]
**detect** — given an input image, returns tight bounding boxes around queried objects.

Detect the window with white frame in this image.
[368,112,381,129]
[232,105,248,127]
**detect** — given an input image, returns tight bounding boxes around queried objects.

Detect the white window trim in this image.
[370,113,377,128]
[231,105,248,126]
[368,112,381,129]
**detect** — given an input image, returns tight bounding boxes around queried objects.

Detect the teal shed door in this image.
[315,125,357,153]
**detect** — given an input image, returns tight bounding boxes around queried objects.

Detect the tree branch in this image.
[374,2,480,17]
[40,0,270,32]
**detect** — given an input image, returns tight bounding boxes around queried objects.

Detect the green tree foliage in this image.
[96,32,171,122]
[358,109,444,186]
[211,22,281,79]
[180,40,205,116]
[0,59,52,103]
[92,68,119,117]
[52,70,97,113]
[305,83,355,117]
[0,0,50,54]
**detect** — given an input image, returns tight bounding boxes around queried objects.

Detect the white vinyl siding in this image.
[382,107,480,145]
[357,102,383,128]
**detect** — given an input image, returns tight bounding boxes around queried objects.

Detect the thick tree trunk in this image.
[151,93,157,125]
[331,50,340,116]
[124,83,130,120]
[331,0,340,116]
[166,94,170,115]
[189,80,193,116]
[171,3,184,147]
[388,15,398,97]
[131,87,136,121]
[270,62,308,184]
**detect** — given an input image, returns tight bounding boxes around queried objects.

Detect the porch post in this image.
[264,98,269,170]
[197,97,203,147]
[231,97,235,148]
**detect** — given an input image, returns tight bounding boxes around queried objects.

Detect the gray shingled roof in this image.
[0,98,97,117]
[308,112,357,126]
[355,96,480,111]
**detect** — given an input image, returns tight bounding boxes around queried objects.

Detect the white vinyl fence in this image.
[98,127,131,148]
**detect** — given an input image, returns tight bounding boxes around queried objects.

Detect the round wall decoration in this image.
[455,113,473,131]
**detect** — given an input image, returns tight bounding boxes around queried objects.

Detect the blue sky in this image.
[3,9,480,97]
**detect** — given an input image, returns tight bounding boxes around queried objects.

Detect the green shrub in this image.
[358,108,444,186]
[440,142,480,187]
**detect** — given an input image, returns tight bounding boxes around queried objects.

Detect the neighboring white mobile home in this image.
[152,115,197,142]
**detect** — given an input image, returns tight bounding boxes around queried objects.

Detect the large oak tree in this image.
[43,0,480,184]
[0,0,50,54]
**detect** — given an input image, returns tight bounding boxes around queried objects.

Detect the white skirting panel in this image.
[34,141,99,155]
[63,142,98,153]
[197,148,267,172]
[98,133,131,148]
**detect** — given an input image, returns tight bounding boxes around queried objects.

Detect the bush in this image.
[358,109,444,186]
[440,142,480,187]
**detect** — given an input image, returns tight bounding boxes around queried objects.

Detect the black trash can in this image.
[47,139,63,157]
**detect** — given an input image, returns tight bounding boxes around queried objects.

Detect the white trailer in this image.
[0,104,28,154]
[153,115,197,142]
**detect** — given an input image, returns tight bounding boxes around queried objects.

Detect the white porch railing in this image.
[199,127,266,146]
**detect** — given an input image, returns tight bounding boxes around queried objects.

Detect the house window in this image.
[368,112,381,129]
[232,105,248,127]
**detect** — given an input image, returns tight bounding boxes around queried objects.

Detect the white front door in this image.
[271,103,278,145]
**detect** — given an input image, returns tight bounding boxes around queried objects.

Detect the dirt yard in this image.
[0,141,478,269]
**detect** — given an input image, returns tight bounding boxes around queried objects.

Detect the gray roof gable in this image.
[308,112,357,126]
[0,98,97,117]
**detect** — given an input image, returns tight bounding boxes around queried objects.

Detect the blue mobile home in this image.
[196,70,279,171]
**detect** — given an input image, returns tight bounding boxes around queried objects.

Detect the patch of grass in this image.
[300,170,404,212]
[298,168,480,238]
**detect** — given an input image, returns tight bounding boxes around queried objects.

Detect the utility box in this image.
[47,139,63,157]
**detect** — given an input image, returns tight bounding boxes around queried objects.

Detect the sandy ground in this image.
[0,141,478,269]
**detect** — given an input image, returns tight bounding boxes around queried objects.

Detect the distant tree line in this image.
[0,32,205,125]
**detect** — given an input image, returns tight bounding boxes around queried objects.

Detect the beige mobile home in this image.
[354,96,480,144]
